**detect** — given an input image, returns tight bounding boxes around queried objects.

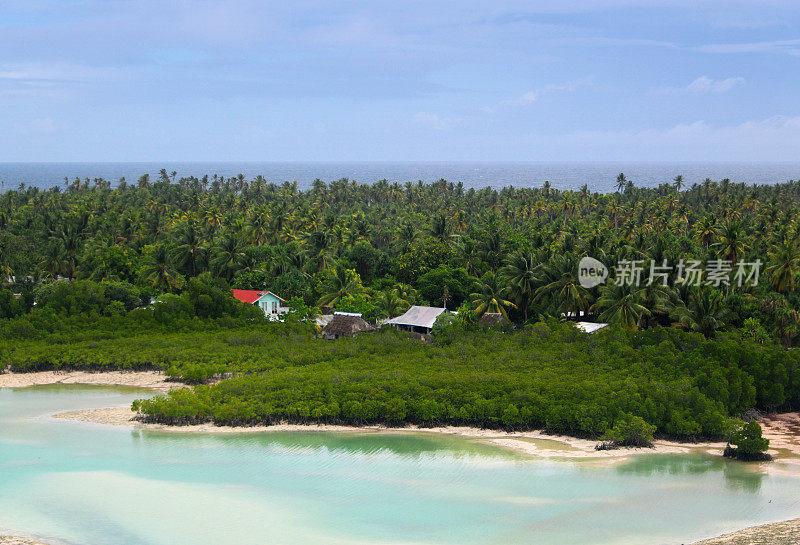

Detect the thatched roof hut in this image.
[321,312,376,339]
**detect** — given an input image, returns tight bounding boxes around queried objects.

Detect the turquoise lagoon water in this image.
[1,385,799,545]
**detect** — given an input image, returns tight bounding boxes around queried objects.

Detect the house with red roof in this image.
[232,289,288,320]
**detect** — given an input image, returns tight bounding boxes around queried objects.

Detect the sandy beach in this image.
[52,405,732,459]
[3,370,799,461]
[0,370,178,392]
[0,536,50,545]
[691,518,800,544]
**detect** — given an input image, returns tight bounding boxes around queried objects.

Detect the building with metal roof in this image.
[575,321,609,334]
[385,305,447,334]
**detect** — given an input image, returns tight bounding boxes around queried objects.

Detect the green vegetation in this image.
[0,174,799,344]
[1,174,800,442]
[598,414,657,449]
[3,303,798,440]
[724,421,772,461]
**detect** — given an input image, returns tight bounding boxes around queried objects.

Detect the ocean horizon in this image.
[2,161,800,193]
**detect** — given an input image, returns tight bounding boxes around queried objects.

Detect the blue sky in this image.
[2,1,800,162]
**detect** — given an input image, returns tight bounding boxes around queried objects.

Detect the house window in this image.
[271,301,278,314]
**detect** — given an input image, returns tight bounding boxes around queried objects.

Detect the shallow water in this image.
[1,385,799,545]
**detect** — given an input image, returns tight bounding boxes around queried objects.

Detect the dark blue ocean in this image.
[2,161,800,193]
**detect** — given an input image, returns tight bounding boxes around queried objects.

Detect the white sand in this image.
[0,536,50,545]
[5,370,800,462]
[54,405,733,460]
[691,518,800,544]
[0,370,179,392]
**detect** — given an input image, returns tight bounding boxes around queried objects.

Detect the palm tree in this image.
[479,230,505,272]
[758,296,800,347]
[454,237,482,276]
[470,273,516,319]
[302,230,334,273]
[694,216,717,250]
[773,305,800,348]
[673,175,684,192]
[562,197,577,226]
[607,197,622,232]
[247,210,271,246]
[671,287,730,337]
[535,256,593,318]
[635,281,675,328]
[172,222,206,276]
[616,173,627,193]
[593,283,650,329]
[428,214,449,242]
[317,266,365,308]
[141,245,183,293]
[203,209,225,234]
[39,240,65,279]
[500,250,539,321]
[765,240,800,293]
[210,233,245,282]
[51,221,83,279]
[373,289,411,319]
[272,242,307,277]
[393,283,418,306]
[714,220,745,265]
[542,180,551,199]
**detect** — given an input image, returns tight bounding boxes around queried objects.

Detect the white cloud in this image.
[413,112,461,131]
[0,63,122,82]
[525,115,800,161]
[485,78,593,113]
[696,38,800,56]
[657,75,745,95]
[709,15,784,30]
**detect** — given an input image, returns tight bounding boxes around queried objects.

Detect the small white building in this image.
[385,305,448,335]
[574,321,609,334]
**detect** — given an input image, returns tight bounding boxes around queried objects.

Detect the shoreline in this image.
[0,537,49,545]
[53,405,731,460]
[691,518,800,544]
[3,370,799,462]
[53,405,800,466]
[0,370,178,392]
[2,519,798,545]
[2,370,800,545]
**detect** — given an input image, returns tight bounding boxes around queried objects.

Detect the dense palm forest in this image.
[1,171,799,441]
[1,171,798,343]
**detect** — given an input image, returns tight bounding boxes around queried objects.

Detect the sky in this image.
[2,1,800,162]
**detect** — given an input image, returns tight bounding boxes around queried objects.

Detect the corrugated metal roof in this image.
[233,289,286,304]
[385,306,447,329]
[575,322,609,334]
[315,314,334,327]
[231,289,263,304]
